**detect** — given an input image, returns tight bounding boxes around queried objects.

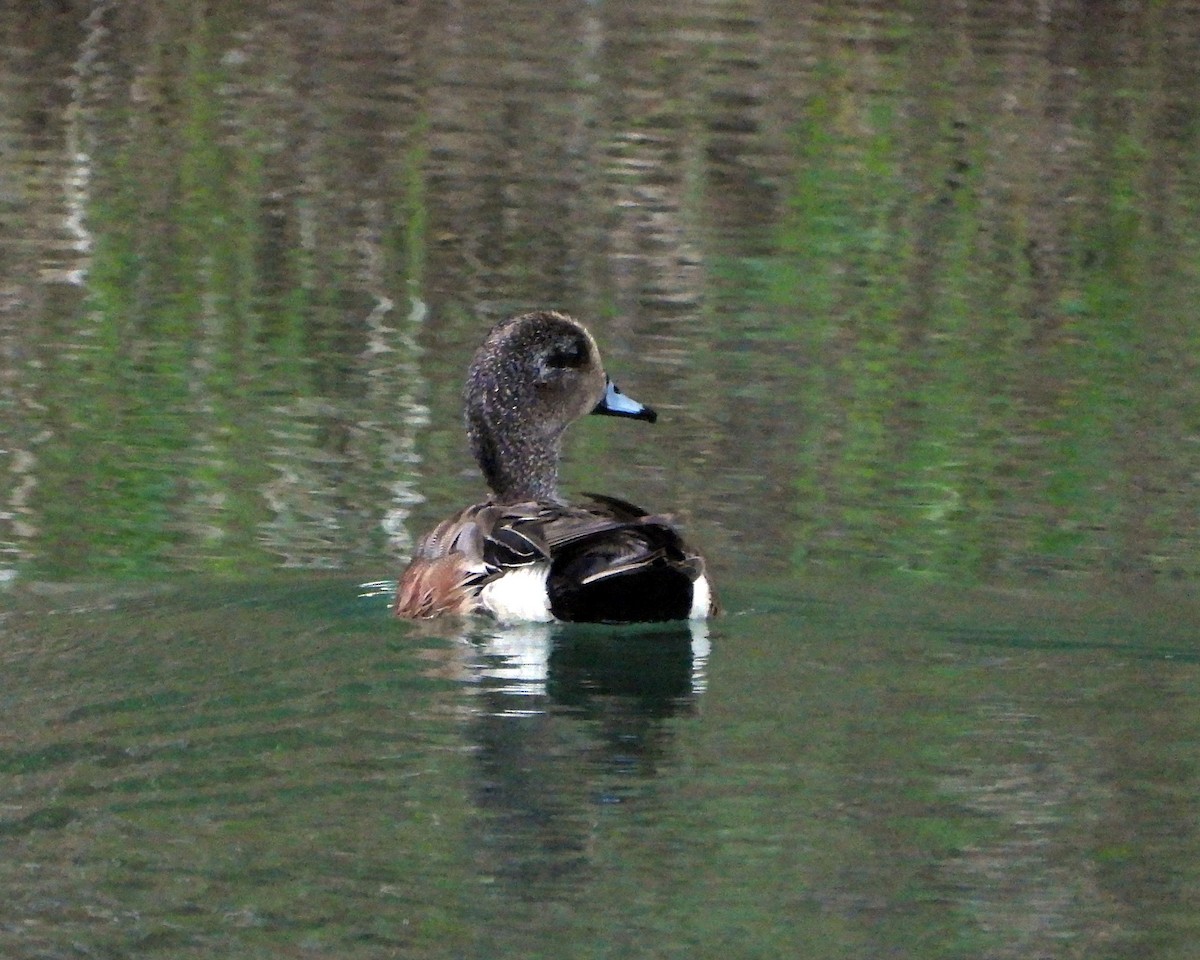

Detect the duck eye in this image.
[542,339,587,371]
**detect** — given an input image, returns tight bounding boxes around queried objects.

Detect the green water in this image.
[4,575,1198,959]
[3,1,1200,956]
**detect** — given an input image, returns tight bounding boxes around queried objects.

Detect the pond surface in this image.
[4,575,1199,959]
[2,1,1200,957]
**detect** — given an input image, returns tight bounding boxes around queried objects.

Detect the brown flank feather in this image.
[394,554,479,619]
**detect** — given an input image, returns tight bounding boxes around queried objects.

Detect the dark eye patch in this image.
[542,336,588,370]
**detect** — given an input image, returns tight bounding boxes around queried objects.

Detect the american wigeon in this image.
[394,310,715,623]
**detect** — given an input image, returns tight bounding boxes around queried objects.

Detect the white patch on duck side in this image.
[479,564,555,623]
[689,574,713,620]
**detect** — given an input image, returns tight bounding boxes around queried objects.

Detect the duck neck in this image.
[468,415,562,503]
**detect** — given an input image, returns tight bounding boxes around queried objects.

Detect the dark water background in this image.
[2,2,1199,957]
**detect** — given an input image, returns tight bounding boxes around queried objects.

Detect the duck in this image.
[394,310,716,623]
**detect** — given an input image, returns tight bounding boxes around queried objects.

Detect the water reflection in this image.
[461,620,709,897]
[5,0,1200,587]
[4,0,1200,953]
[3,574,1199,957]
[468,619,710,712]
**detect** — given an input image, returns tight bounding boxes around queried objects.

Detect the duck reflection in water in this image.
[460,619,710,898]
[467,618,710,712]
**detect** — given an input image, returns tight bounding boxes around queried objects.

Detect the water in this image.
[4,576,1199,958]
[3,1,1200,957]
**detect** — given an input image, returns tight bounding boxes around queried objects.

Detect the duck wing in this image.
[395,501,569,617]
[395,497,711,622]
[539,495,709,623]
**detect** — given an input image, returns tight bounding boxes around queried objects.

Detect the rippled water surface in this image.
[3,1,1200,957]
[5,576,1199,959]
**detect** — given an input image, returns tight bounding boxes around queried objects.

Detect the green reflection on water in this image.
[6,0,1200,586]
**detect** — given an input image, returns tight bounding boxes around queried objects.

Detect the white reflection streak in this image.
[378,295,429,558]
[357,579,397,603]
[49,1,109,286]
[476,623,556,710]
[471,620,713,712]
[688,620,711,694]
[341,187,430,561]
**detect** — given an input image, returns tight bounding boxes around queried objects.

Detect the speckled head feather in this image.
[465,311,646,502]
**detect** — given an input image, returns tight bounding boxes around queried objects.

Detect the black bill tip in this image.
[592,378,657,423]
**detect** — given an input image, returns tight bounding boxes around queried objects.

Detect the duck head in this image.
[464,311,655,502]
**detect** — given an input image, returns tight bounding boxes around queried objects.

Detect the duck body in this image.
[397,494,712,623]
[394,311,715,624]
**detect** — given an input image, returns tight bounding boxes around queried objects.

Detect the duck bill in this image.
[592,378,657,423]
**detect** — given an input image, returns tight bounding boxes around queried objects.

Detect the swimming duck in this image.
[394,310,715,623]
